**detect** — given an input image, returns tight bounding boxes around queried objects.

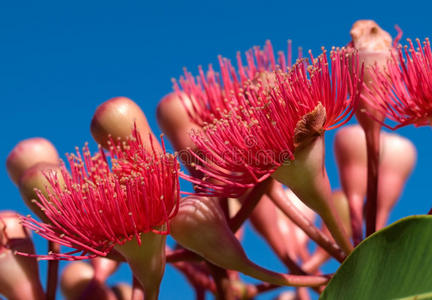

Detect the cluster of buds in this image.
[1,18,426,300]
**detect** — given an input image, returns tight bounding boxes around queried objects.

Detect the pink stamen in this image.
[20,128,180,260]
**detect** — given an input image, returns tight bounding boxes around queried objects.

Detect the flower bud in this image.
[377,133,416,229]
[274,291,296,300]
[350,20,393,130]
[334,125,367,203]
[170,196,328,287]
[90,97,160,151]
[350,20,392,83]
[250,194,295,262]
[6,137,59,185]
[0,211,44,300]
[18,162,63,222]
[90,257,120,283]
[60,261,116,300]
[60,261,94,300]
[334,124,367,243]
[157,92,200,152]
[157,93,202,175]
[285,189,316,252]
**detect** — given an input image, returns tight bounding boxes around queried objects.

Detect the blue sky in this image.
[1,1,431,299]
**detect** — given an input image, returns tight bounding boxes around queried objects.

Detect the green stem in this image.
[272,135,353,255]
[115,233,166,300]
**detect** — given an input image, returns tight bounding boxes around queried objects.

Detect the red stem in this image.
[349,194,364,246]
[46,241,60,300]
[268,183,345,262]
[207,263,235,300]
[229,178,272,232]
[302,248,330,274]
[166,248,201,263]
[365,127,380,236]
[297,287,311,300]
[173,261,216,292]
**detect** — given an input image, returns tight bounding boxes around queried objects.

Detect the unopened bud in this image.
[170,196,327,287]
[91,97,160,152]
[377,132,416,229]
[18,162,63,222]
[350,20,393,130]
[60,261,94,300]
[334,125,367,204]
[157,92,200,152]
[0,211,44,300]
[90,257,120,283]
[6,137,59,185]
[61,261,117,300]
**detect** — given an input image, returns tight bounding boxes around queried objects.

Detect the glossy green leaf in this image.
[320,215,432,300]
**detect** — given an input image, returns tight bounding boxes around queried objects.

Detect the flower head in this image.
[19,129,180,260]
[174,40,297,126]
[364,38,432,129]
[185,48,362,197]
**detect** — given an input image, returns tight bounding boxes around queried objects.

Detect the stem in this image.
[219,198,230,220]
[115,234,166,300]
[297,287,311,300]
[268,183,345,262]
[302,248,330,274]
[272,136,353,255]
[193,286,206,300]
[166,248,200,263]
[172,261,216,293]
[207,263,235,300]
[365,127,380,236]
[46,241,60,300]
[239,259,329,287]
[248,184,309,274]
[229,178,272,232]
[348,194,364,246]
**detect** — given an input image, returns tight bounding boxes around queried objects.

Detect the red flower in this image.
[364,38,432,129]
[19,129,180,260]
[184,48,362,197]
[174,40,297,126]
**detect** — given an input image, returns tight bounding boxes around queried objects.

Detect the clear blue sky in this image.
[1,1,431,299]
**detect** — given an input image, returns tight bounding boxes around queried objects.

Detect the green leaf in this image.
[320,215,432,300]
[394,291,432,300]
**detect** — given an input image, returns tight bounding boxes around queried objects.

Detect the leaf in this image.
[394,291,432,300]
[320,215,432,300]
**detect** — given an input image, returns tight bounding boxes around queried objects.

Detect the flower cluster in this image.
[3,18,431,300]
